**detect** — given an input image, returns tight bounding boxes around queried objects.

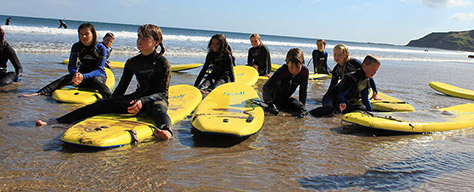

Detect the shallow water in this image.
[1,52,474,191]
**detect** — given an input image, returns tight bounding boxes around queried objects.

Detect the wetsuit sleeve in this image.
[328,64,341,91]
[323,51,329,74]
[361,87,372,111]
[370,78,378,94]
[228,54,235,82]
[194,54,211,87]
[68,43,79,74]
[247,48,252,66]
[312,50,317,73]
[140,58,171,104]
[337,76,356,104]
[265,46,271,75]
[112,59,134,96]
[262,67,283,104]
[5,43,22,80]
[81,45,107,80]
[299,70,309,105]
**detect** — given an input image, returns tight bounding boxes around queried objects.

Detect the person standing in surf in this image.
[262,48,309,118]
[194,34,235,93]
[23,23,111,98]
[309,55,381,116]
[58,19,68,29]
[101,32,115,68]
[35,24,172,140]
[247,33,271,76]
[312,39,329,74]
[0,25,23,87]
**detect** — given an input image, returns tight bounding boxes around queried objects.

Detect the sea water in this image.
[1,15,474,191]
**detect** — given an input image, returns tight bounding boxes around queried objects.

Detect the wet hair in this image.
[363,54,381,66]
[334,43,350,75]
[138,24,165,56]
[208,34,232,56]
[0,26,5,51]
[104,32,114,39]
[285,48,304,66]
[78,23,97,46]
[317,39,326,46]
[250,33,261,40]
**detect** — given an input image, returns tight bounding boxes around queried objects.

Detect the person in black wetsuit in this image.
[101,32,115,68]
[247,33,271,76]
[5,17,11,25]
[58,19,68,29]
[309,55,381,117]
[0,25,22,87]
[23,23,111,98]
[327,44,379,99]
[262,48,309,117]
[36,24,173,140]
[194,34,235,93]
[312,39,329,74]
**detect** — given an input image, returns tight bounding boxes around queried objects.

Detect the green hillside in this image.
[406,30,474,52]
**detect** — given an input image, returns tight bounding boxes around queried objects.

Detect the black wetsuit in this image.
[312,50,329,74]
[37,42,111,97]
[328,58,377,94]
[262,64,309,114]
[247,45,271,76]
[57,52,173,134]
[101,42,113,68]
[5,17,11,25]
[0,42,22,87]
[309,68,372,117]
[194,52,235,92]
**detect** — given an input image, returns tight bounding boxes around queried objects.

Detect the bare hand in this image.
[252,65,259,70]
[153,129,172,140]
[127,100,143,115]
[339,103,346,112]
[370,93,382,100]
[72,73,83,86]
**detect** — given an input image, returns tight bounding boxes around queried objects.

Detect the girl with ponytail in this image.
[35,24,173,140]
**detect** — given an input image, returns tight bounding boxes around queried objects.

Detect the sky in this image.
[1,0,473,45]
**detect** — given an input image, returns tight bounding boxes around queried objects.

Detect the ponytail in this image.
[157,42,165,57]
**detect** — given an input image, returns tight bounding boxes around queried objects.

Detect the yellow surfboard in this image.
[271,64,281,72]
[60,84,203,147]
[258,73,331,81]
[51,68,116,104]
[234,65,259,86]
[62,59,203,72]
[192,82,264,137]
[369,92,416,112]
[342,103,474,133]
[429,81,474,100]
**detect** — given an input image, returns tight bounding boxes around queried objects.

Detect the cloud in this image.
[451,12,474,21]
[421,0,470,8]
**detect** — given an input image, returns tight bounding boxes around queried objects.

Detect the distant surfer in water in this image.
[194,34,235,93]
[262,48,309,118]
[247,33,271,76]
[101,32,115,68]
[58,19,68,29]
[23,23,111,98]
[309,55,381,117]
[5,17,11,25]
[35,24,172,140]
[0,25,23,87]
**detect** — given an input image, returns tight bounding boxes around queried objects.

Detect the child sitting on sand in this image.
[35,24,172,140]
[309,55,381,117]
[23,23,111,98]
[262,48,309,118]
[194,34,235,93]
[0,25,23,87]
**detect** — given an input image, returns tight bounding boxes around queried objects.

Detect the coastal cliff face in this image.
[406,30,474,52]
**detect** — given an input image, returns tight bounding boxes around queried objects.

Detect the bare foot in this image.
[35,120,47,126]
[23,93,39,97]
[200,89,209,94]
[153,129,172,140]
